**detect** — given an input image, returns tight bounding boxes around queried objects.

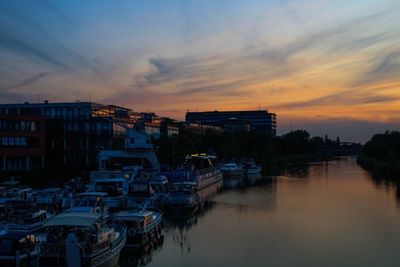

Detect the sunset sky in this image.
[0,0,399,142]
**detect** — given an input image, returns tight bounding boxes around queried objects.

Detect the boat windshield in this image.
[75,196,100,207]
[130,183,149,193]
[151,183,168,193]
[171,183,195,193]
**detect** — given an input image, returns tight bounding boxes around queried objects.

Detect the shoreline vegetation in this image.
[357,131,400,180]
[158,129,361,176]
[5,129,362,188]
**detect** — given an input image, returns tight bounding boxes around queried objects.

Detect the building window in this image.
[15,137,21,146]
[31,121,36,131]
[2,137,8,146]
[8,136,15,146]
[21,137,27,146]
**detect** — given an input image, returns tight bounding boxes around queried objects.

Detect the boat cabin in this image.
[0,200,49,234]
[68,192,110,218]
[40,212,126,267]
[34,188,66,214]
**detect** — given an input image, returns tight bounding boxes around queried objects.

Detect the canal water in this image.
[120,157,400,267]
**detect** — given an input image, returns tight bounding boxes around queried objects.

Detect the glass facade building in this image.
[185,110,277,136]
[0,101,133,172]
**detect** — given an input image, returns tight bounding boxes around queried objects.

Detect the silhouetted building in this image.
[0,101,133,172]
[186,122,224,135]
[185,110,276,135]
[0,114,46,172]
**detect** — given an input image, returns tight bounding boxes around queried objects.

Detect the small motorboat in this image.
[219,162,244,177]
[164,182,200,214]
[0,232,39,267]
[113,204,163,248]
[0,184,33,205]
[241,162,262,176]
[39,212,126,267]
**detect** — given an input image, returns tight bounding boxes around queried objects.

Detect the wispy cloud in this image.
[273,89,400,109]
[0,72,53,90]
[354,48,400,86]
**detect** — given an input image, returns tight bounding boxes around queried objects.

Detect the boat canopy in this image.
[44,212,101,227]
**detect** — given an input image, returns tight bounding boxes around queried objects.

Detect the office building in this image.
[185,110,277,135]
[0,101,133,172]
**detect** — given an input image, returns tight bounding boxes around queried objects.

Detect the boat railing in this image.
[141,215,162,234]
[195,167,218,177]
[90,171,130,181]
[110,225,126,250]
[40,241,86,258]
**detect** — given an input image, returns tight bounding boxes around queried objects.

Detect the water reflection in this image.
[166,201,215,255]
[367,169,400,208]
[121,157,400,267]
[119,236,164,267]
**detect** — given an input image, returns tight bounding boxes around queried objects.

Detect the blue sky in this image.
[0,0,400,142]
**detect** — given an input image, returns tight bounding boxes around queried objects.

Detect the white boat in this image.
[219,162,244,177]
[0,200,51,235]
[113,204,163,248]
[164,182,200,214]
[241,162,262,175]
[39,212,126,267]
[163,154,223,192]
[89,128,162,210]
[0,181,33,204]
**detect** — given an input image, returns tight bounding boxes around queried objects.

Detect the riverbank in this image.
[357,155,400,179]
[356,131,400,179]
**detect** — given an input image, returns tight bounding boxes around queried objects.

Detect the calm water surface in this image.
[121,157,400,267]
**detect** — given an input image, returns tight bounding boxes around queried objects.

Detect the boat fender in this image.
[128,228,137,237]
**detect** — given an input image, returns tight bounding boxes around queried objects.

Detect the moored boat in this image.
[113,205,163,248]
[88,176,128,211]
[219,162,244,177]
[0,184,33,205]
[164,182,200,214]
[241,162,262,176]
[0,200,51,235]
[33,188,66,215]
[163,154,223,192]
[39,212,126,267]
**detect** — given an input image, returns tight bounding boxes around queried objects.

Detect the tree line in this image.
[157,129,349,172]
[357,131,400,178]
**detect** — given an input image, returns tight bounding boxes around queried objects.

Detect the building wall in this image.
[0,102,130,171]
[0,114,46,172]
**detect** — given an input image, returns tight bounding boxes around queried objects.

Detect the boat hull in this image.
[0,253,39,267]
[221,169,245,178]
[39,232,126,267]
